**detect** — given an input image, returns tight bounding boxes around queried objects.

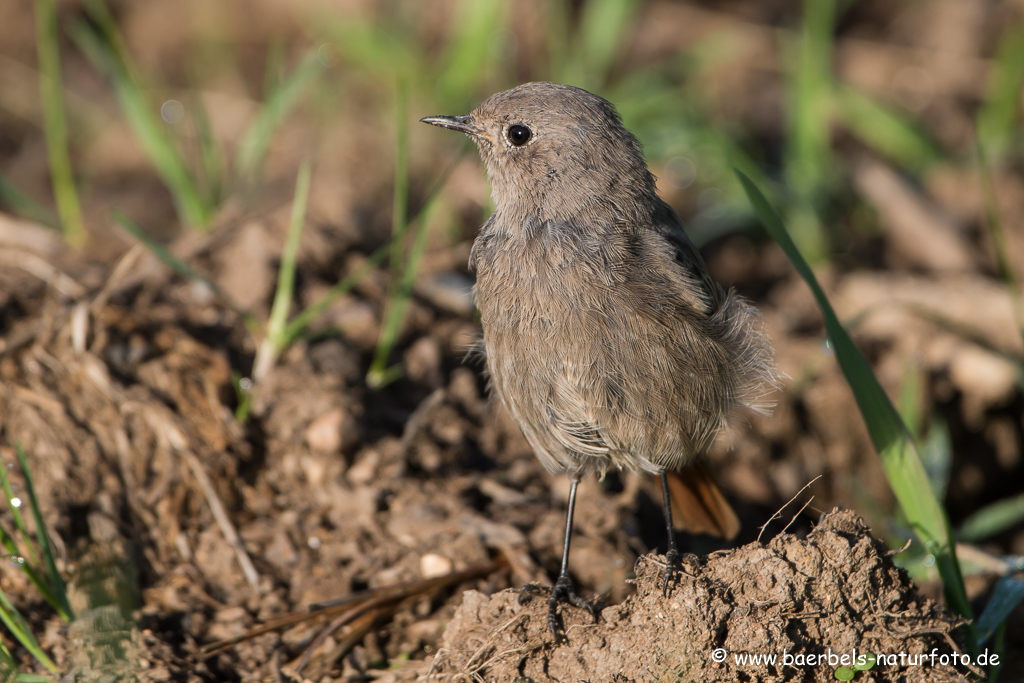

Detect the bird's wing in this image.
[651,201,723,313]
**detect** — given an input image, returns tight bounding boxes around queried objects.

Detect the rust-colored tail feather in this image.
[662,463,740,540]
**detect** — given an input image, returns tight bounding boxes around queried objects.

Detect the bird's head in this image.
[422,82,657,225]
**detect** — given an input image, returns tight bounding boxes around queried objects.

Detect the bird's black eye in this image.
[507,124,532,146]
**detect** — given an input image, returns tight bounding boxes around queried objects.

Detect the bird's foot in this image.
[662,546,680,597]
[547,573,597,642]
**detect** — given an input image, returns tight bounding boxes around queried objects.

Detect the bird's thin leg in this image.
[659,470,680,596]
[548,477,597,640]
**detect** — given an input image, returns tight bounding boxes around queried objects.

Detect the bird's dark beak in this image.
[420,114,485,138]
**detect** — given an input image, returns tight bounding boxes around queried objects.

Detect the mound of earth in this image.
[429,509,968,683]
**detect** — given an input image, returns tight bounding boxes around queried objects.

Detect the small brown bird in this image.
[422,82,777,638]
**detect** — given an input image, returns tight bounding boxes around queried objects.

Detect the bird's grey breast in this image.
[468,214,645,474]
[470,214,627,328]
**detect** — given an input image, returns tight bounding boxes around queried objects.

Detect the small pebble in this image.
[306,408,347,453]
[420,553,453,579]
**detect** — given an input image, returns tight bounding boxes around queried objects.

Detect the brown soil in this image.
[432,510,966,683]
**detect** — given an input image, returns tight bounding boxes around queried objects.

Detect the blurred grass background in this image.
[1,0,1024,678]
[5,0,1019,255]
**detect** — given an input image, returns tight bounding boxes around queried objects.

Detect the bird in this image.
[421,82,778,639]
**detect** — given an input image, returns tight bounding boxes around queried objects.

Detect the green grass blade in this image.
[113,215,217,291]
[368,83,412,387]
[72,17,210,229]
[0,462,61,619]
[281,243,391,344]
[0,640,16,669]
[544,1,572,81]
[0,593,58,675]
[0,519,21,560]
[897,359,923,437]
[978,24,1024,156]
[35,0,86,247]
[231,372,254,424]
[253,161,312,381]
[437,0,505,105]
[14,447,71,621]
[976,141,1024,350]
[554,0,640,88]
[0,175,60,230]
[0,647,51,683]
[918,414,952,503]
[234,51,320,188]
[957,494,1024,543]
[189,87,223,208]
[834,86,943,170]
[80,0,129,67]
[737,171,975,635]
[897,360,953,501]
[0,470,39,570]
[266,160,311,347]
[262,39,287,102]
[367,189,442,388]
[572,0,640,89]
[390,83,410,277]
[790,0,836,174]
[974,576,1024,647]
[783,0,836,264]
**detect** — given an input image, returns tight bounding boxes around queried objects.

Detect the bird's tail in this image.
[661,462,740,539]
[661,290,780,540]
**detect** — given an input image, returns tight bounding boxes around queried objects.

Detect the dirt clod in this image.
[430,509,966,683]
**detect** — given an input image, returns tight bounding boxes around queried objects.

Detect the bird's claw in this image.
[662,547,680,597]
[547,574,597,642]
